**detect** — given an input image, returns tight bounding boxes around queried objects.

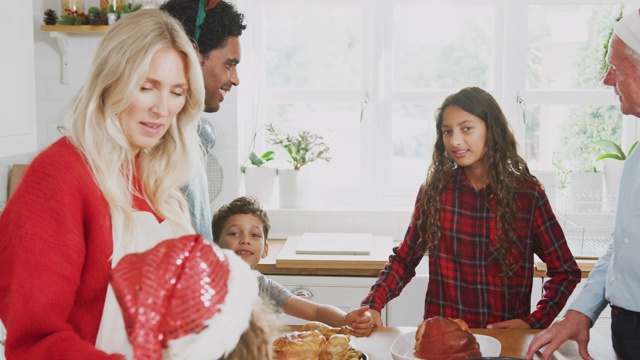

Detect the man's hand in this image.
[525,310,593,360]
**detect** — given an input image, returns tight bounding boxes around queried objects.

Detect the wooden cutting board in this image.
[295,233,372,255]
[276,234,393,270]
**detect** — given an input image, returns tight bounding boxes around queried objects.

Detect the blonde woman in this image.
[0,10,204,358]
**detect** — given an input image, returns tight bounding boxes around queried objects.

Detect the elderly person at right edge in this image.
[526,9,640,360]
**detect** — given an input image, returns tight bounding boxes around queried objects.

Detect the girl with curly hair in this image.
[362,87,581,331]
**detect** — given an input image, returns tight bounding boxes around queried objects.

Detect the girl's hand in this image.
[369,309,384,328]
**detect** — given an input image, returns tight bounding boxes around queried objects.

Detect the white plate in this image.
[390,331,501,360]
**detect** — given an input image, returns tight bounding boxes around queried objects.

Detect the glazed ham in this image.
[414,317,482,360]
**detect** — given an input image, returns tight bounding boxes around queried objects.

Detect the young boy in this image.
[212,196,374,337]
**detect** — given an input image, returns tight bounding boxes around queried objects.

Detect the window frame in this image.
[236,0,640,210]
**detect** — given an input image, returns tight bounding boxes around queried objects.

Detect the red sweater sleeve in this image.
[0,138,123,359]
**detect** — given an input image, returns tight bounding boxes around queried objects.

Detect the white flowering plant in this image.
[266,123,331,170]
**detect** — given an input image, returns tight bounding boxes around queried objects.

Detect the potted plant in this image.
[119,3,132,18]
[266,123,331,208]
[552,153,603,212]
[242,149,277,208]
[570,165,603,212]
[266,123,331,170]
[595,139,638,200]
[119,3,141,19]
[247,150,275,168]
[595,139,638,161]
[106,4,118,25]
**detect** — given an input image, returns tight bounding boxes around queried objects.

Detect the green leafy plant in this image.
[57,13,88,25]
[248,150,275,167]
[266,123,331,170]
[107,4,117,13]
[552,158,573,190]
[241,123,276,173]
[595,139,639,161]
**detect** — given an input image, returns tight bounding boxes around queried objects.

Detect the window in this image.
[237,0,639,210]
[524,3,628,173]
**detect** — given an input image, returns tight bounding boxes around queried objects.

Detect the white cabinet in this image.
[0,0,37,157]
[383,258,429,327]
[267,259,429,327]
[385,274,429,327]
[267,275,386,326]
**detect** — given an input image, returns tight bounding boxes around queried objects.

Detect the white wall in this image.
[6,1,405,240]
[1,0,243,211]
[0,0,93,183]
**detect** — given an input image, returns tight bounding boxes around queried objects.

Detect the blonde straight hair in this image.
[65,9,205,234]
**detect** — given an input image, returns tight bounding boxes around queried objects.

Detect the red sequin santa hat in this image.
[110,234,258,360]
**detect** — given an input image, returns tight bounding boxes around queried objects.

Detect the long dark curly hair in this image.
[417,87,540,274]
[161,0,247,56]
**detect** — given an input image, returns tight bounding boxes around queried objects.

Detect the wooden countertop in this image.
[257,239,385,276]
[258,239,596,278]
[279,326,617,360]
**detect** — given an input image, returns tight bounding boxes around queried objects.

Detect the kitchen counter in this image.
[257,239,597,278]
[256,238,389,276]
[280,326,617,360]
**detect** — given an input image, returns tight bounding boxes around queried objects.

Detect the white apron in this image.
[95,210,193,359]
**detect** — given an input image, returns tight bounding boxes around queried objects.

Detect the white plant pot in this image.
[244,167,278,208]
[602,159,624,198]
[278,168,311,209]
[107,12,118,25]
[570,172,603,212]
[602,159,624,211]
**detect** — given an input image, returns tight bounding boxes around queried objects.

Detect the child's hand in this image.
[345,305,375,337]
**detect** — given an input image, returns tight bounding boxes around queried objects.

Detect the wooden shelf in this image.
[40,25,110,33]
